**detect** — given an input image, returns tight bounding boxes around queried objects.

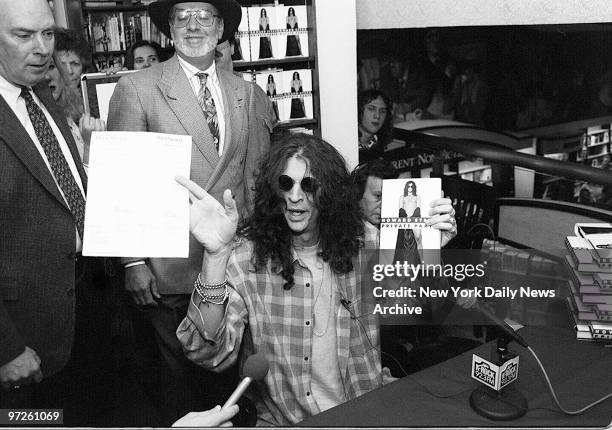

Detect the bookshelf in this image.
[536,124,611,200]
[65,0,321,136]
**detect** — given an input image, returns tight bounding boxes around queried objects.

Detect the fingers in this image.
[150,276,161,300]
[175,176,207,200]
[428,197,453,215]
[139,283,157,306]
[216,404,239,426]
[0,348,43,390]
[222,189,239,222]
[125,266,158,307]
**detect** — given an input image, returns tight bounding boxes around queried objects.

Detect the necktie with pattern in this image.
[21,88,85,239]
[196,72,220,152]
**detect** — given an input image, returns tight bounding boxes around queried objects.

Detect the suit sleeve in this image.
[0,301,26,367]
[107,76,148,133]
[243,83,273,214]
[106,75,148,265]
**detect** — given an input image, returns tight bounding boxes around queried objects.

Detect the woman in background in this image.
[285,7,302,56]
[357,89,392,162]
[258,8,273,59]
[54,27,96,90]
[45,54,105,164]
[289,71,306,118]
[125,40,164,70]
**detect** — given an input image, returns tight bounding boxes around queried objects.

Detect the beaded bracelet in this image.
[196,273,226,290]
[194,273,230,305]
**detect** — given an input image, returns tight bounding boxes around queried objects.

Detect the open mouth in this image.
[287,208,306,219]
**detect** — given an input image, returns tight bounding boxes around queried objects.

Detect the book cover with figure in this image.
[233,7,251,61]
[379,178,442,260]
[277,69,313,121]
[248,5,278,60]
[273,5,309,58]
[255,70,285,122]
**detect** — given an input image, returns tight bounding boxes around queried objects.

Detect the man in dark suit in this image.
[0,0,108,424]
[107,0,271,424]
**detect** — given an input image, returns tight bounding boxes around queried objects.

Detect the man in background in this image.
[107,0,271,424]
[351,159,398,228]
[0,0,110,425]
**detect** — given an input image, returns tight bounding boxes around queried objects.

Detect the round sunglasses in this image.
[278,175,317,193]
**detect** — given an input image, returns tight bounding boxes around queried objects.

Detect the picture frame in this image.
[80,71,136,123]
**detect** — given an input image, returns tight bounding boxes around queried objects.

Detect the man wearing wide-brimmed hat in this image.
[107,0,271,424]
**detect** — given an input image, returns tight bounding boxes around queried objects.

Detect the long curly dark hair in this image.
[358,89,393,147]
[240,134,364,289]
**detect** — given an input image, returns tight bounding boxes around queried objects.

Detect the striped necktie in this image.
[196,72,220,152]
[21,88,85,239]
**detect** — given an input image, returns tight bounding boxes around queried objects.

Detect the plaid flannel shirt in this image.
[176,223,384,426]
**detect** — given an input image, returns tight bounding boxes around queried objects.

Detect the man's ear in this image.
[217,18,225,42]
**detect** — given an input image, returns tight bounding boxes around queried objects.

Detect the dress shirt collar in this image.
[0,73,27,107]
[177,55,218,86]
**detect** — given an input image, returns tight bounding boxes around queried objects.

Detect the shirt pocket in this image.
[0,278,18,301]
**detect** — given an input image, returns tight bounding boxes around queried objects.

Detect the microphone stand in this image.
[469,336,528,420]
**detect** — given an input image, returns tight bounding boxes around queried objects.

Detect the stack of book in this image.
[565,223,612,342]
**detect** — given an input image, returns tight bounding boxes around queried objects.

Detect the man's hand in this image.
[426,196,457,248]
[0,347,43,390]
[175,177,238,254]
[78,114,106,164]
[172,405,238,427]
[124,264,160,307]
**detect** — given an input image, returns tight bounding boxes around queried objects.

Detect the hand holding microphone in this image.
[223,353,269,409]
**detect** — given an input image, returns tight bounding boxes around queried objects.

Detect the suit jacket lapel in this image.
[0,88,70,209]
[206,70,246,188]
[157,55,220,170]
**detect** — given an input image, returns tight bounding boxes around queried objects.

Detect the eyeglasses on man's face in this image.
[171,9,220,28]
[278,175,317,194]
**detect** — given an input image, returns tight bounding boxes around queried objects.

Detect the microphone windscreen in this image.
[243,353,269,380]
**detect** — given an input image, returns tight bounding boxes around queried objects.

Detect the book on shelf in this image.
[568,295,598,321]
[574,222,612,263]
[273,5,309,59]
[84,1,118,6]
[248,5,279,61]
[567,299,591,332]
[276,69,313,122]
[565,236,612,272]
[254,70,286,122]
[564,255,596,286]
[594,272,612,288]
[568,274,612,298]
[590,322,612,336]
[86,9,171,59]
[233,7,251,62]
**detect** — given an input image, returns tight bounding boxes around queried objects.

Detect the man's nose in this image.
[187,13,200,30]
[33,35,52,57]
[287,185,303,202]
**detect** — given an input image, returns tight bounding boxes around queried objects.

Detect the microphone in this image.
[471,302,529,348]
[222,353,269,409]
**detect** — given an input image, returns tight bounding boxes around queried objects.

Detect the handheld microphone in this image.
[222,353,269,409]
[472,302,529,348]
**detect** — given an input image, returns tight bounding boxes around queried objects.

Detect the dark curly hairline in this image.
[239,134,365,289]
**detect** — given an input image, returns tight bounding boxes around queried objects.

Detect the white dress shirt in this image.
[177,55,226,156]
[0,74,85,251]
